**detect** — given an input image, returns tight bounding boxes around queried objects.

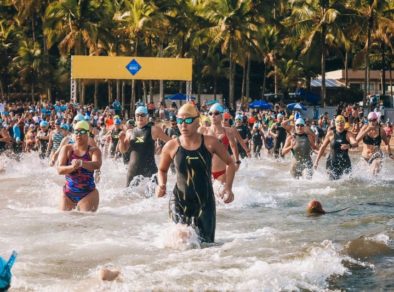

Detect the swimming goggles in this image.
[176,116,199,125]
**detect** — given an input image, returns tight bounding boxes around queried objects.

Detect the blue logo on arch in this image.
[126,59,141,75]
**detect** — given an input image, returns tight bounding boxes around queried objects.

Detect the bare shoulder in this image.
[162,138,179,156]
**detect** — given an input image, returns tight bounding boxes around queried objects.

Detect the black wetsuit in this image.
[170,136,216,243]
[236,124,251,158]
[110,128,122,157]
[272,122,287,158]
[126,125,157,186]
[252,130,263,157]
[326,129,351,180]
[362,127,383,164]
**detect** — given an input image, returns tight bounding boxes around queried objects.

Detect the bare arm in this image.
[380,127,393,158]
[152,125,171,143]
[118,131,130,153]
[314,131,332,168]
[281,136,294,156]
[281,119,293,133]
[80,147,102,171]
[356,125,370,143]
[156,140,176,197]
[227,128,239,163]
[46,132,54,156]
[57,145,78,175]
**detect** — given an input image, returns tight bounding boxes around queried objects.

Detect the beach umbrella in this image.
[249,100,272,110]
[287,102,307,111]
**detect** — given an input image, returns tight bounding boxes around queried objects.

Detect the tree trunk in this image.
[31,84,35,103]
[197,81,201,106]
[381,42,386,96]
[229,41,235,109]
[246,55,251,99]
[344,50,349,87]
[0,80,4,100]
[108,80,113,105]
[121,81,126,117]
[321,23,327,106]
[159,41,164,101]
[116,80,120,100]
[131,80,136,115]
[241,61,246,99]
[142,81,147,103]
[149,80,153,102]
[81,81,86,105]
[363,11,373,108]
[94,80,98,108]
[262,63,267,99]
[214,78,217,100]
[390,58,393,99]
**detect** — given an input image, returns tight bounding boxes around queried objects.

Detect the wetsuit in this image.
[291,133,313,178]
[63,146,95,203]
[170,136,216,243]
[326,129,351,180]
[37,130,49,159]
[362,128,383,164]
[110,128,122,158]
[272,122,287,158]
[252,130,263,157]
[236,125,251,158]
[126,125,157,186]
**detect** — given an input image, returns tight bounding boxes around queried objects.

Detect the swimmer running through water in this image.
[57,121,102,212]
[156,103,236,243]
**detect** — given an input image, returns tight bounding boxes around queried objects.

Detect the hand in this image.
[222,187,234,204]
[71,159,82,170]
[290,138,296,149]
[313,161,318,170]
[340,144,350,150]
[156,185,166,197]
[49,159,55,167]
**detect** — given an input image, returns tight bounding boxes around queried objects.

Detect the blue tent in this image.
[287,102,307,111]
[295,88,320,104]
[249,100,273,110]
[165,93,195,100]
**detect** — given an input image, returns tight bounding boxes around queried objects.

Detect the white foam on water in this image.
[366,233,390,245]
[154,223,201,250]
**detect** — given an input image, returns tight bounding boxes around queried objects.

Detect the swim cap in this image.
[74,120,90,131]
[277,113,284,119]
[367,112,378,120]
[84,114,90,121]
[29,124,35,128]
[0,251,16,290]
[235,114,243,121]
[114,118,121,125]
[295,118,305,126]
[73,113,85,122]
[55,119,62,125]
[223,112,232,120]
[178,103,199,117]
[126,119,135,126]
[253,123,259,129]
[60,123,69,131]
[335,115,345,123]
[135,106,148,115]
[307,199,325,215]
[209,103,224,114]
[169,115,176,122]
[40,121,48,127]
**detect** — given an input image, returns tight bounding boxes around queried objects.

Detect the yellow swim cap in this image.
[178,103,199,117]
[75,121,90,131]
[335,115,345,124]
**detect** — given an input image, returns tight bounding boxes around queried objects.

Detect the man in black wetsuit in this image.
[156,103,236,243]
[234,115,251,159]
[269,113,287,158]
[118,106,170,187]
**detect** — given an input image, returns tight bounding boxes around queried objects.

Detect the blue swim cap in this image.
[40,121,48,127]
[84,114,90,121]
[55,119,62,125]
[0,251,17,290]
[235,114,243,121]
[73,113,85,122]
[60,123,69,131]
[114,118,121,125]
[135,106,148,115]
[209,103,224,114]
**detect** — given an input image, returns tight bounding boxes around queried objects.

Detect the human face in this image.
[335,121,345,131]
[136,113,147,128]
[295,123,305,133]
[74,128,89,143]
[177,114,199,136]
[368,118,377,124]
[209,111,222,125]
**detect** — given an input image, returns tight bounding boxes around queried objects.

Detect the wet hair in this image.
[307,200,326,215]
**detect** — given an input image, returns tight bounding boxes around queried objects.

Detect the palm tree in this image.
[285,0,355,106]
[44,0,114,104]
[204,0,258,109]
[202,52,227,100]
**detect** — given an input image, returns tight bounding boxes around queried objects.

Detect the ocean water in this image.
[0,152,393,291]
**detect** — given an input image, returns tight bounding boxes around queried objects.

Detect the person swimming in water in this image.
[156,103,236,243]
[57,121,102,212]
[307,199,326,215]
